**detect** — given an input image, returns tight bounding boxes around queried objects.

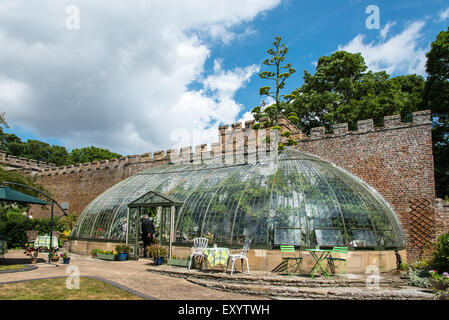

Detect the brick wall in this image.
[31,154,169,218]
[435,198,449,240]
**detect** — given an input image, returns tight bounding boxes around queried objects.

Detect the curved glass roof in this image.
[72,149,405,248]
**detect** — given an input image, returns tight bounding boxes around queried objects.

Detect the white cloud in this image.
[338,20,427,76]
[380,21,396,40]
[439,8,449,21]
[0,0,280,155]
[0,76,28,105]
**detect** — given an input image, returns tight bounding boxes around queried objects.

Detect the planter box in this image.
[97,253,116,261]
[167,258,189,267]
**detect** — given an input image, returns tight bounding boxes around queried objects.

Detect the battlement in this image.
[5,110,431,177]
[301,110,431,140]
[0,151,57,172]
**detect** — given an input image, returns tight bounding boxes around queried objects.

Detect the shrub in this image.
[432,232,449,273]
[115,244,131,254]
[252,123,261,130]
[278,144,285,151]
[0,206,65,248]
[271,125,281,130]
[281,131,291,137]
[407,269,432,288]
[287,139,297,146]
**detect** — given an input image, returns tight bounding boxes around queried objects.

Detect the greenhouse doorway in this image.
[126,191,184,260]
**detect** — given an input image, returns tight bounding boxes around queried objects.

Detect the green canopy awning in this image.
[0,186,49,205]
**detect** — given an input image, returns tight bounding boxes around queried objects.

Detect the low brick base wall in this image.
[71,240,406,274]
[70,240,124,255]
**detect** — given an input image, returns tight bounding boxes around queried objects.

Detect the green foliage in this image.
[0,126,122,167]
[278,144,285,151]
[59,213,78,230]
[287,139,297,146]
[271,125,281,130]
[258,36,296,124]
[69,146,121,164]
[0,205,64,248]
[91,248,101,256]
[0,129,71,166]
[146,244,168,258]
[281,131,291,137]
[115,244,131,254]
[284,51,425,134]
[264,120,273,128]
[424,27,449,199]
[252,123,261,130]
[432,232,449,273]
[407,269,432,288]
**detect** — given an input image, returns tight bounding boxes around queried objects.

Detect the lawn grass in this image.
[0,277,144,300]
[0,264,28,271]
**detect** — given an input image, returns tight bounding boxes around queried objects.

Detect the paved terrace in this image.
[0,250,435,300]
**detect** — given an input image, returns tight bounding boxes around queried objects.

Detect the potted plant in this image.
[90,248,100,258]
[147,240,168,266]
[50,248,60,262]
[24,247,38,264]
[97,250,117,261]
[429,270,449,290]
[115,244,131,261]
[61,252,70,264]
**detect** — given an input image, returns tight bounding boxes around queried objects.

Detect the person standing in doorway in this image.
[141,214,155,257]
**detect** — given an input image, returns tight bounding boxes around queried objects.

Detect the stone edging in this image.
[0,265,38,274]
[0,275,157,300]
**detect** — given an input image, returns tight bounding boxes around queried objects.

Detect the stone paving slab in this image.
[146,264,435,300]
[186,277,435,300]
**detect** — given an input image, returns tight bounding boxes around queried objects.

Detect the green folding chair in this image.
[275,245,302,275]
[326,246,348,274]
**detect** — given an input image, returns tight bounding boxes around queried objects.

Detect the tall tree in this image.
[284,51,425,134]
[424,27,449,199]
[257,36,296,124]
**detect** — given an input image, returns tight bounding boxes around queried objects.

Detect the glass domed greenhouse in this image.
[72,148,405,250]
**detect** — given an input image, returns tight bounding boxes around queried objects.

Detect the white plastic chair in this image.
[226,238,252,275]
[188,237,209,270]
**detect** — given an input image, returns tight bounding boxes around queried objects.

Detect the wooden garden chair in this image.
[26,230,38,249]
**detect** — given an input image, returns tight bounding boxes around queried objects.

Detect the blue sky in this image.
[1,0,448,156]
